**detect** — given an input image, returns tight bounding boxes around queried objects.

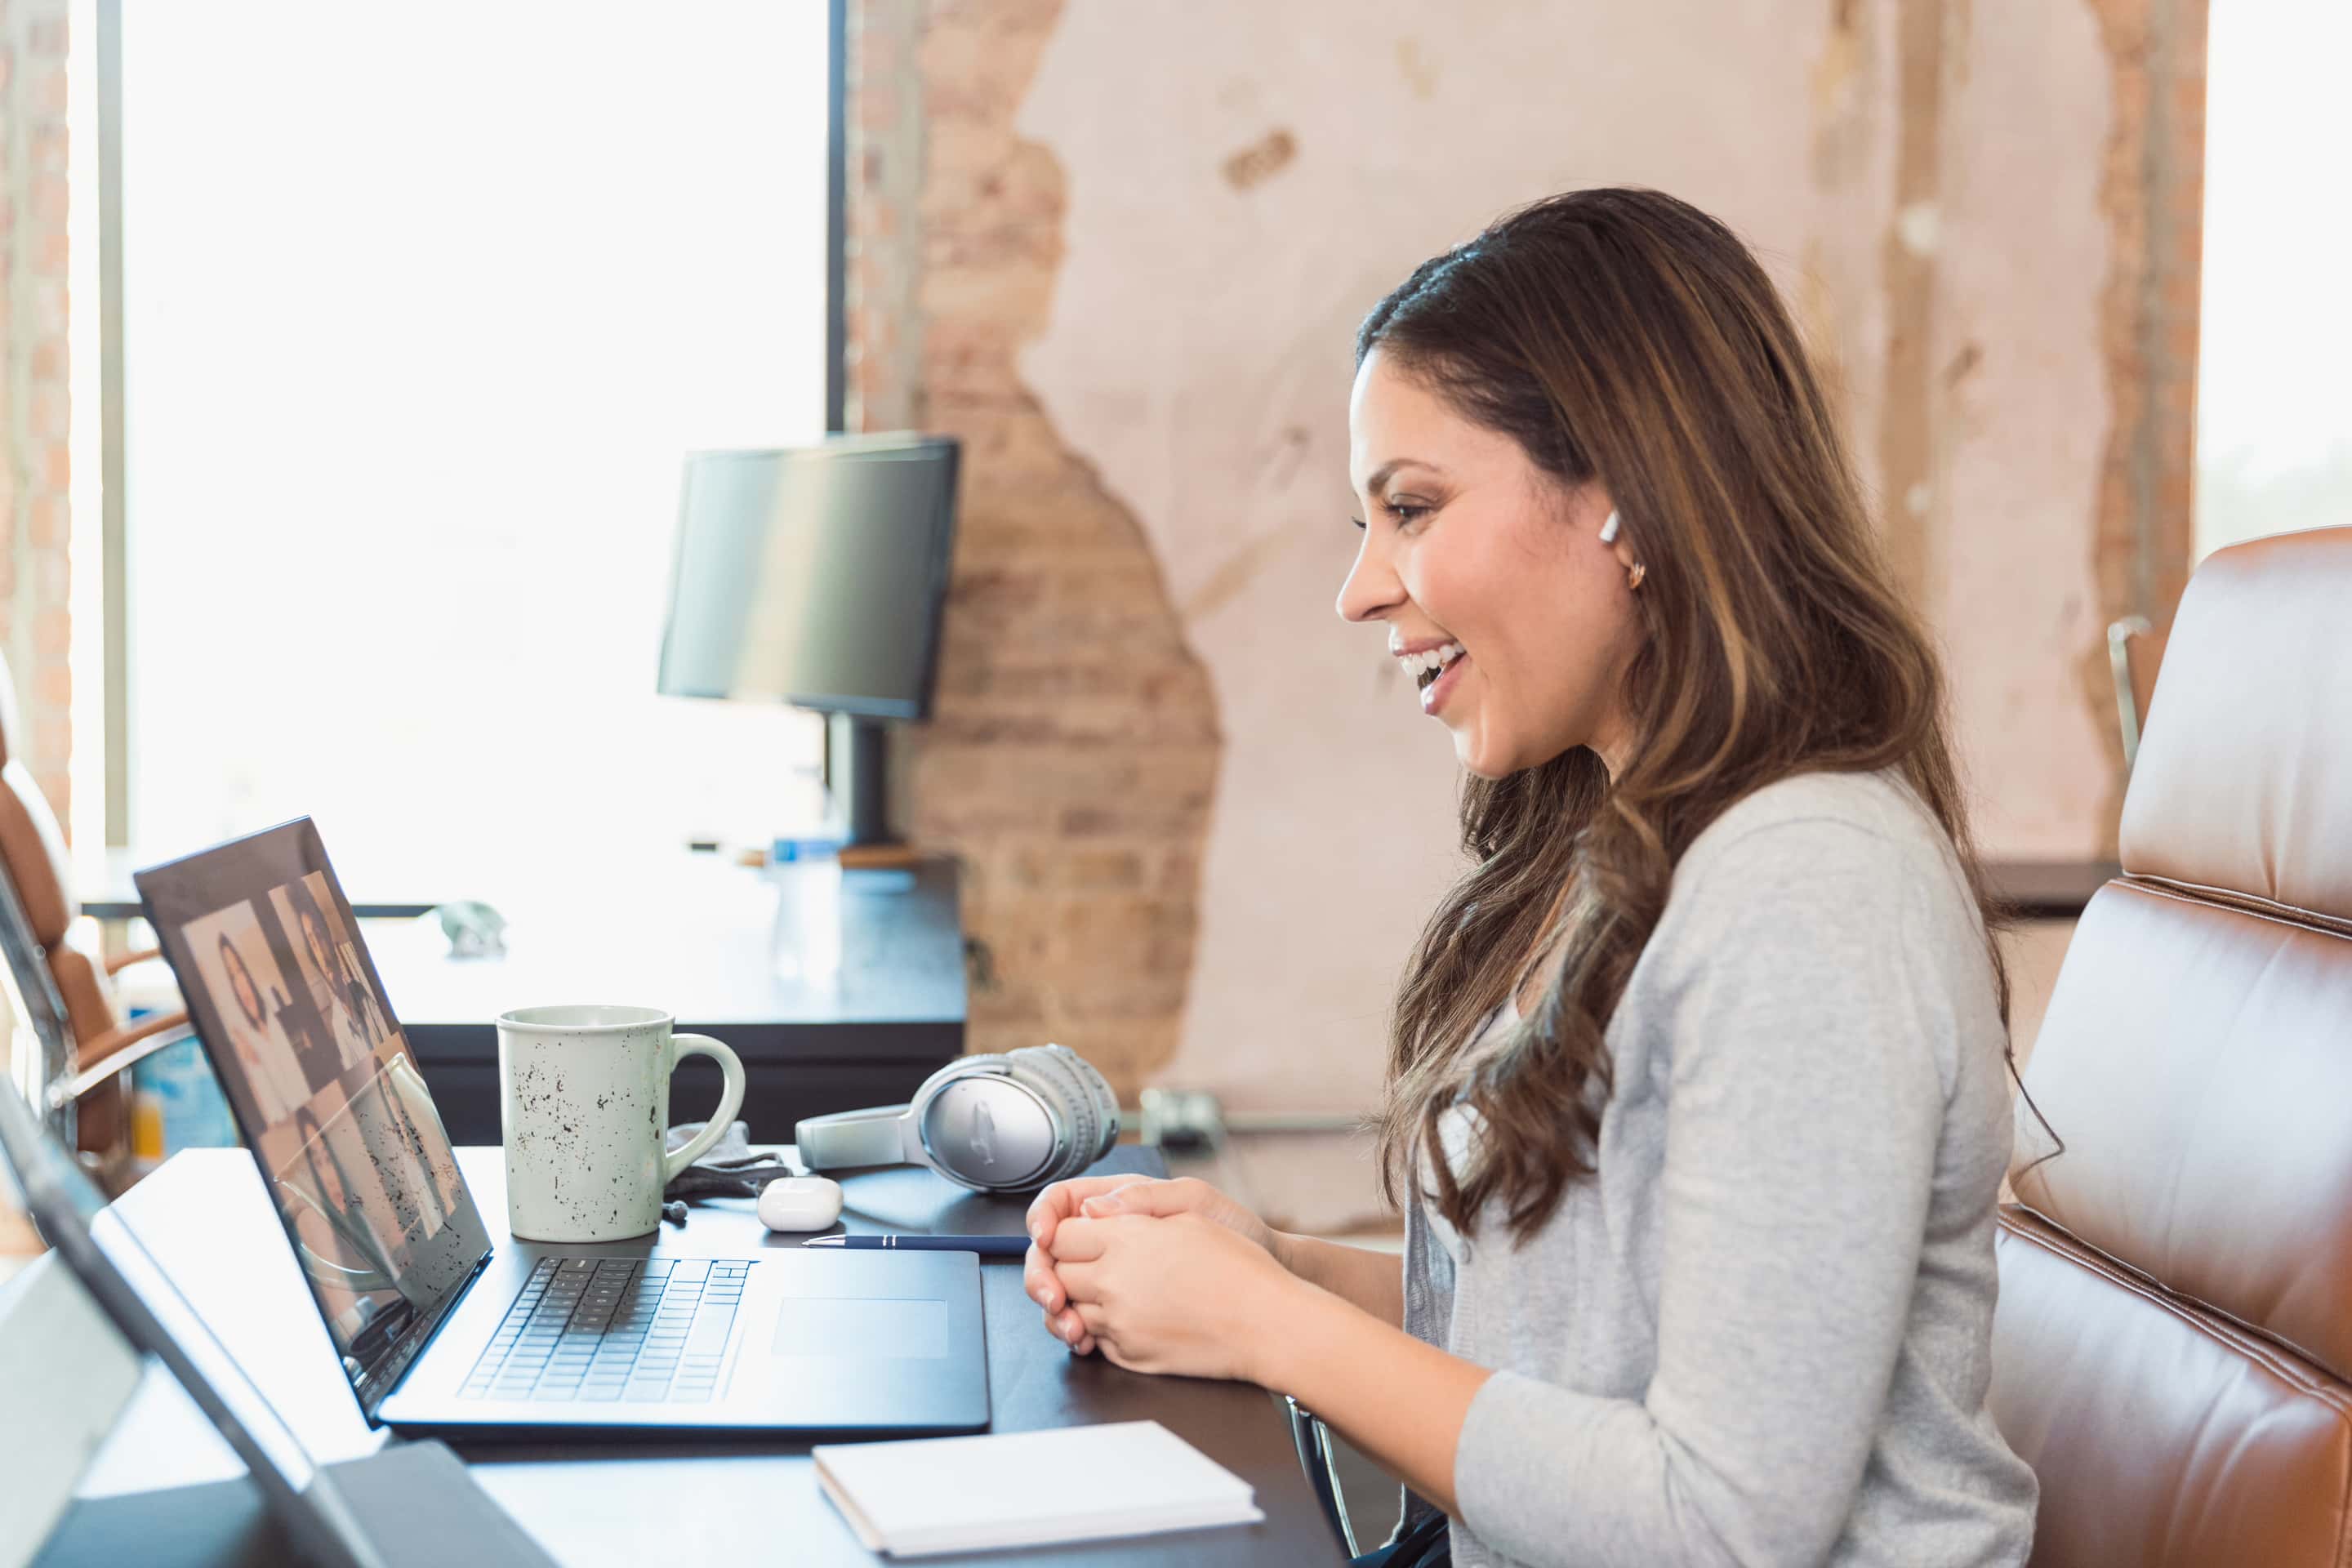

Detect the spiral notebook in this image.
[812,1419,1265,1557]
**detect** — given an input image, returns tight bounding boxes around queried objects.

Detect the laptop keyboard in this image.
[459,1257,751,1405]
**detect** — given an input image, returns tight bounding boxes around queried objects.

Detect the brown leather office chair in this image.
[0,666,188,1158]
[1993,525,2352,1565]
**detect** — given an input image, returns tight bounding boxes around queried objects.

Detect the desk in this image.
[69,1145,1345,1566]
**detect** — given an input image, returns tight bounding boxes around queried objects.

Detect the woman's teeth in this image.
[1398,641,1464,689]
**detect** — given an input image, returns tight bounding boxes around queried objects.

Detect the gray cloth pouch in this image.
[662,1120,798,1200]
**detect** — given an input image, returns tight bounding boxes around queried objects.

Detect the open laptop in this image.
[0,1043,559,1568]
[132,817,987,1439]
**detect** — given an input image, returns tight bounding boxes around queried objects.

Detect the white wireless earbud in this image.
[1598,509,1621,545]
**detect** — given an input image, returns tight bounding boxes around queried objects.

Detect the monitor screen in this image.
[135,820,489,1413]
[656,435,960,721]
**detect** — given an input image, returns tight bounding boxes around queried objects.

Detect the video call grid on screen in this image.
[136,820,490,1395]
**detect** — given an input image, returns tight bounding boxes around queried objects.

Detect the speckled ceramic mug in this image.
[496,1004,746,1243]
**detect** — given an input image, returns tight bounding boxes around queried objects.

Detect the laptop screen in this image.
[135,819,491,1414]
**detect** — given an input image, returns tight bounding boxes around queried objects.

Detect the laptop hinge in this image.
[353,1250,492,1427]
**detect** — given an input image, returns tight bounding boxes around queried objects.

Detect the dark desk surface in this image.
[78,1145,1345,1566]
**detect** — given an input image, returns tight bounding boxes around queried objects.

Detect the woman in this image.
[1023,189,2042,1567]
[215,933,301,1125]
[336,938,393,1045]
[283,880,374,1069]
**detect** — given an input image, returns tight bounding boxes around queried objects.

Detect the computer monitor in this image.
[656,434,960,723]
[655,434,960,848]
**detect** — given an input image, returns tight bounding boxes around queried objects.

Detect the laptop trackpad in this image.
[772,1296,948,1359]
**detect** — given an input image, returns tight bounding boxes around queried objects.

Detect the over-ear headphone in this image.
[793,1044,1120,1193]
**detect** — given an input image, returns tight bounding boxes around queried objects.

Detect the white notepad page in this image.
[812,1419,1266,1557]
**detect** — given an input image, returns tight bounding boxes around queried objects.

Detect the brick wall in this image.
[0,0,73,822]
[847,0,1219,1095]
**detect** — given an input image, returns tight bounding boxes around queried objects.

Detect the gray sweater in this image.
[1403,770,2038,1567]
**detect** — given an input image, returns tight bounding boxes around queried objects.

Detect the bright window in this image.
[112,2,831,890]
[2194,2,2352,559]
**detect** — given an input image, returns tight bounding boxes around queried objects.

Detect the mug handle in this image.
[662,1033,747,1185]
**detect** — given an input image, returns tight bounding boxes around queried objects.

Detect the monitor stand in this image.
[825,713,919,868]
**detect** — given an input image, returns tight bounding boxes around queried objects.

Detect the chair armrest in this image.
[74,1008,191,1072]
[102,945,163,976]
[1283,1393,1360,1557]
[2107,615,2161,769]
[49,1012,197,1110]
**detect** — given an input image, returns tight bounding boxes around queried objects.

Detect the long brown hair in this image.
[1366,187,2031,1245]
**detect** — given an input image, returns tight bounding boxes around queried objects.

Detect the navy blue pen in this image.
[801,1233,1031,1256]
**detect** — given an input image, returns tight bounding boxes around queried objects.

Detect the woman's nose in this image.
[1336,532,1404,624]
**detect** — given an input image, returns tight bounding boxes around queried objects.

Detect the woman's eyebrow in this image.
[1359,457,1448,493]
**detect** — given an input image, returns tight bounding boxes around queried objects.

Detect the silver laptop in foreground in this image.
[0,1059,559,1568]
[132,817,987,1439]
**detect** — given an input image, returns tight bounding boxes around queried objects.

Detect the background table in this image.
[378,860,968,1144]
[1981,859,2120,919]
[95,851,971,1147]
[66,1143,1347,1566]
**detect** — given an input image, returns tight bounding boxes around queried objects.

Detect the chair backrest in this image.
[0,759,78,951]
[0,649,79,961]
[0,659,126,1150]
[0,822,83,1150]
[1993,526,2352,1566]
[0,663,111,1040]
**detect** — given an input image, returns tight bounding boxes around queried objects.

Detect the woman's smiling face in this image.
[1338,348,1643,779]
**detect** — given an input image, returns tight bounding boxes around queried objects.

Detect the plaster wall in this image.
[1013,0,2116,1112]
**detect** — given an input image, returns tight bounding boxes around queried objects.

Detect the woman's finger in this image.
[1079,1176,1194,1219]
[1026,1175,1151,1250]
[1046,1216,1110,1264]
[1054,1258,1100,1302]
[1022,1244,1063,1313]
[1045,1304,1097,1356]
[1074,1302,1110,1336]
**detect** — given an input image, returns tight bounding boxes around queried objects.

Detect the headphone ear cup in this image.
[1008,1044,1120,1185]
[907,1053,1013,1184]
[1074,1052,1120,1162]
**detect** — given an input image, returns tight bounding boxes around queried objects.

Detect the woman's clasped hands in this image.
[1022,1175,1298,1383]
